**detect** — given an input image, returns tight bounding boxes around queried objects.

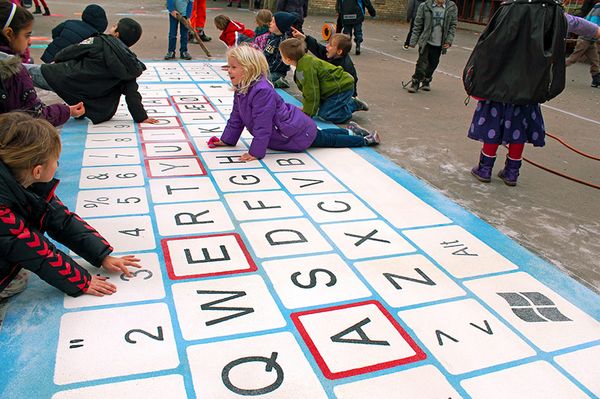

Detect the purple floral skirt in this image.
[467,100,546,147]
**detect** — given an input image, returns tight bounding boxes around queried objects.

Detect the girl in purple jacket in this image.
[212,45,380,161]
[0,2,84,126]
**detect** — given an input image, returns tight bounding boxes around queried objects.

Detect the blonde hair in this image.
[279,37,305,62]
[227,44,271,94]
[214,14,231,31]
[256,9,272,27]
[0,112,61,184]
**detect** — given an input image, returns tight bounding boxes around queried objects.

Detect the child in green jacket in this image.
[279,38,368,123]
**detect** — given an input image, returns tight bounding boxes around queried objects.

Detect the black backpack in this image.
[463,0,567,105]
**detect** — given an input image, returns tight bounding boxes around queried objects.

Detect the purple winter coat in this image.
[0,47,70,127]
[220,77,317,159]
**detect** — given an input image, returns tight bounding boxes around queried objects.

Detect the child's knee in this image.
[0,271,29,299]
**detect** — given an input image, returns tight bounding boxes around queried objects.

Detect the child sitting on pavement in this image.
[26,18,159,125]
[214,14,255,48]
[264,11,296,88]
[251,9,272,50]
[0,112,142,309]
[291,28,360,98]
[0,2,84,126]
[41,4,108,63]
[279,37,368,123]
[210,45,379,161]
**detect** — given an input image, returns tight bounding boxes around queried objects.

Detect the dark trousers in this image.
[168,15,189,53]
[404,18,416,46]
[342,23,363,45]
[311,128,366,147]
[412,44,442,82]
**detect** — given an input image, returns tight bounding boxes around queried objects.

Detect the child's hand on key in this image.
[240,152,257,162]
[69,102,85,117]
[85,275,117,296]
[207,136,226,148]
[291,26,305,40]
[142,118,160,124]
[101,255,141,278]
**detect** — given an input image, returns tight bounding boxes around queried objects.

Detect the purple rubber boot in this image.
[471,152,496,183]
[498,157,522,186]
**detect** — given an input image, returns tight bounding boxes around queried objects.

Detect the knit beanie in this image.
[273,11,296,34]
[82,4,108,33]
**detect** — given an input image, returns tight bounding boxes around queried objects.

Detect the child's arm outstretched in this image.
[243,88,277,160]
[123,80,159,124]
[219,97,245,147]
[291,27,328,60]
[17,68,72,126]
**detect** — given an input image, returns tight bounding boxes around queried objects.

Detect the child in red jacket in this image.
[214,14,255,47]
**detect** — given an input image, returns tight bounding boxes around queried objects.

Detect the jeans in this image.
[342,23,363,45]
[412,44,442,82]
[311,128,365,148]
[168,15,189,53]
[23,63,53,91]
[317,89,357,124]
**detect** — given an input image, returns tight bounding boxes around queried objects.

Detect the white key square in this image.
[321,220,415,259]
[211,169,280,192]
[334,365,461,399]
[199,83,232,96]
[261,153,322,172]
[162,233,256,279]
[403,225,519,278]
[143,141,196,158]
[85,134,138,148]
[224,190,303,221]
[154,201,234,236]
[171,95,209,104]
[172,275,286,340]
[180,112,226,124]
[354,254,466,308]
[296,192,376,223]
[85,215,156,252]
[87,120,136,133]
[194,138,248,152]
[200,151,259,169]
[52,375,187,399]
[54,303,179,384]
[82,148,140,166]
[263,254,372,309]
[141,98,171,106]
[186,332,327,398]
[75,187,148,217]
[465,272,600,351]
[461,361,589,399]
[292,301,425,379]
[274,170,346,194]
[139,117,181,129]
[63,253,164,309]
[146,157,206,177]
[241,218,332,258]
[140,128,187,142]
[554,346,600,396]
[174,102,216,113]
[79,165,144,189]
[149,177,219,203]
[399,299,535,374]
[186,123,226,137]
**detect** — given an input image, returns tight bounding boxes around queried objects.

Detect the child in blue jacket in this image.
[165,0,194,60]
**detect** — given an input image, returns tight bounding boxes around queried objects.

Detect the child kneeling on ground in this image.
[0,113,142,314]
[209,45,379,161]
[279,37,368,124]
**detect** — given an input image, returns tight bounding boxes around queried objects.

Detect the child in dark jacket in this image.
[0,2,84,126]
[214,14,255,47]
[28,18,159,125]
[264,11,296,88]
[336,0,376,55]
[276,0,308,30]
[0,112,142,306]
[292,28,359,97]
[210,46,379,161]
[41,4,107,63]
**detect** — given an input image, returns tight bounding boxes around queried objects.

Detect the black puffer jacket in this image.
[41,4,108,64]
[276,0,309,21]
[336,0,376,25]
[41,34,148,124]
[0,161,112,297]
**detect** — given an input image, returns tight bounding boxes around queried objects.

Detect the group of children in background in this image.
[1,0,600,315]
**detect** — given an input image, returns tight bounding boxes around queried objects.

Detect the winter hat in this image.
[82,4,108,33]
[273,12,296,34]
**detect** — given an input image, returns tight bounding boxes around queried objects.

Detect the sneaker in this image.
[355,44,361,55]
[407,79,419,93]
[420,80,430,91]
[199,30,212,42]
[347,121,371,137]
[43,7,50,15]
[403,44,409,50]
[164,51,176,60]
[227,2,232,6]
[180,52,192,60]
[33,6,42,14]
[592,73,600,88]
[353,97,369,111]
[273,77,290,89]
[364,132,380,146]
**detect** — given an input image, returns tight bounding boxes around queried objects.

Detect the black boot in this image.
[355,43,361,55]
[33,5,42,14]
[420,78,431,91]
[43,7,51,15]
[592,73,600,88]
[198,29,212,42]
